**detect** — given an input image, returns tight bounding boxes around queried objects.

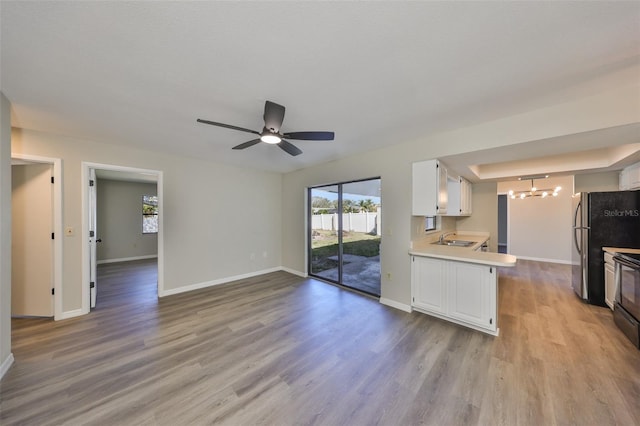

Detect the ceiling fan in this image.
[197,101,334,156]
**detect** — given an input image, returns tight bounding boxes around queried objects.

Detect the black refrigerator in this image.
[572,190,640,306]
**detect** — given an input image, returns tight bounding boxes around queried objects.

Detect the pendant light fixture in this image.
[508,175,561,199]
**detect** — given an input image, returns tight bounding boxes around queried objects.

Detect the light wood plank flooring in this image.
[1,259,639,425]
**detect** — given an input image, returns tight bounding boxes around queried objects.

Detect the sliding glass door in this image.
[308,178,381,296]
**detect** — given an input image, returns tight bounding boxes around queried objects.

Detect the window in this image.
[142,195,158,234]
[425,216,436,232]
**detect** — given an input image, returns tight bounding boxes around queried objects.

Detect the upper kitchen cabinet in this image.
[620,162,640,190]
[412,160,448,216]
[447,176,473,216]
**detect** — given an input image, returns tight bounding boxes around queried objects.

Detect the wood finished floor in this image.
[1,258,639,425]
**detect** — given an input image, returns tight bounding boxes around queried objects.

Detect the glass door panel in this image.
[309,185,340,279]
[341,180,381,295]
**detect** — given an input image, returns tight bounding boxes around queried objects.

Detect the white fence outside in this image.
[311,210,381,236]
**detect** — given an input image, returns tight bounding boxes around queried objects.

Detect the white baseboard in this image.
[159,267,283,297]
[60,309,85,320]
[0,353,14,381]
[514,256,573,265]
[97,255,158,265]
[379,297,412,313]
[280,267,307,278]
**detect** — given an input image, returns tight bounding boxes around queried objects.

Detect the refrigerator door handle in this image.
[573,201,583,255]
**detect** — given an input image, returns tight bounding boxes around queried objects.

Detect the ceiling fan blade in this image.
[263,101,285,132]
[197,119,260,135]
[232,139,261,150]
[282,131,335,141]
[277,139,302,156]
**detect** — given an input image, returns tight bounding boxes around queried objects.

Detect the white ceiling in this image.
[1,1,639,176]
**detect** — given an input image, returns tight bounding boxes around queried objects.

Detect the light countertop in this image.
[409,232,517,268]
[603,247,640,255]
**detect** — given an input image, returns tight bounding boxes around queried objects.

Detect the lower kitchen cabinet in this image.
[411,255,498,335]
[448,262,496,330]
[411,256,446,314]
[604,252,616,310]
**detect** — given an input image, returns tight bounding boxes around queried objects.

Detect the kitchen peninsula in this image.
[409,232,516,336]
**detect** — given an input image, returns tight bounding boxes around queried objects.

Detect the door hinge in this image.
[51,288,55,295]
[89,179,94,187]
[489,318,493,325]
[90,230,95,237]
[51,232,55,240]
[51,176,54,184]
[90,282,95,289]
[412,297,415,302]
[489,267,493,274]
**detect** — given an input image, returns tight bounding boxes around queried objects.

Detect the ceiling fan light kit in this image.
[197,101,334,156]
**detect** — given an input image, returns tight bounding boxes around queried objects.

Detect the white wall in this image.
[0,93,13,378]
[282,87,639,309]
[498,176,574,263]
[11,128,282,315]
[97,179,158,262]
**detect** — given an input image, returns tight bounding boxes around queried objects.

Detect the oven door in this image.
[615,256,640,321]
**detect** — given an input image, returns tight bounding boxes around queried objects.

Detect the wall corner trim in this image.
[0,353,15,381]
[379,297,412,313]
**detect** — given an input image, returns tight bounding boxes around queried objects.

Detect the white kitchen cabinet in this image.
[411,256,498,335]
[412,160,448,216]
[604,252,616,310]
[411,256,447,315]
[447,176,473,216]
[620,162,640,190]
[448,262,496,330]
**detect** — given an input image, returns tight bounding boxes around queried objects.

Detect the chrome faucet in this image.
[439,231,455,243]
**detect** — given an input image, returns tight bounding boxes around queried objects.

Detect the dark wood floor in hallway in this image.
[1,258,639,425]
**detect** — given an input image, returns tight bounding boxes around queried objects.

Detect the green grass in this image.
[310,231,380,272]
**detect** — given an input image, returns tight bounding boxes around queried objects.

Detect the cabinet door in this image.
[605,263,615,310]
[448,262,496,331]
[412,160,438,216]
[461,178,472,215]
[437,162,448,214]
[411,256,446,314]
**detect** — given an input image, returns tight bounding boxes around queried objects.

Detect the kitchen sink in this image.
[431,239,476,247]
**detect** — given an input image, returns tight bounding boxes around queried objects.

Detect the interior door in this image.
[89,168,98,308]
[11,163,54,317]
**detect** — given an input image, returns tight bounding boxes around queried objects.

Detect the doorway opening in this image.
[308,178,381,296]
[82,162,163,314]
[498,194,508,254]
[11,154,63,320]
